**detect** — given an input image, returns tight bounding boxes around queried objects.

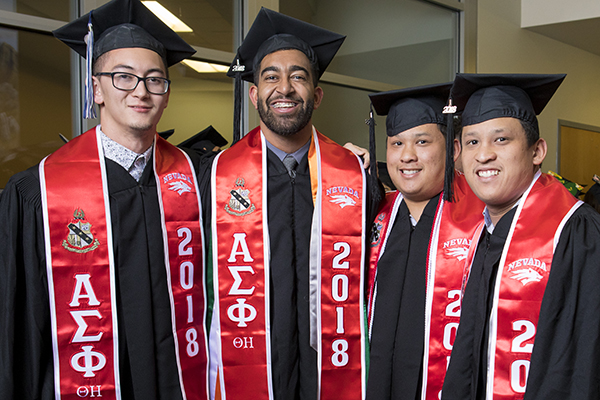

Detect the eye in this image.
[291,74,307,81]
[115,73,134,81]
[146,77,162,83]
[416,139,429,145]
[495,137,508,143]
[465,139,478,146]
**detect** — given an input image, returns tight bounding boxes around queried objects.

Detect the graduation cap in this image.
[178,125,228,154]
[53,0,195,119]
[448,73,566,131]
[227,7,346,144]
[367,82,453,200]
[443,73,566,200]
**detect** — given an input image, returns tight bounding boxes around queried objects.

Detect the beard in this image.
[257,94,314,136]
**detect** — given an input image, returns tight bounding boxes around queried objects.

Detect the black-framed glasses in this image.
[95,72,171,95]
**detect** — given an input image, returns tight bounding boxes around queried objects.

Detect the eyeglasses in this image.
[95,72,171,95]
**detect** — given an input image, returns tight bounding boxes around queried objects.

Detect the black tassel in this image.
[443,109,455,202]
[232,72,242,145]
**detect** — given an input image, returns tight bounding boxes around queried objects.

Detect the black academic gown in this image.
[0,152,207,400]
[366,194,441,400]
[442,204,600,400]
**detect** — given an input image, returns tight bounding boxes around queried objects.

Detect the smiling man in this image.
[442,74,600,400]
[207,8,376,400]
[0,0,210,398]
[364,83,483,400]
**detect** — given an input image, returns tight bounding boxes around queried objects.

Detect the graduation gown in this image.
[366,194,440,400]
[442,204,600,400]
[0,152,208,400]
[207,143,378,400]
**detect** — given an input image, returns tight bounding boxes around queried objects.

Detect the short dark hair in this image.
[253,49,320,87]
[519,119,539,147]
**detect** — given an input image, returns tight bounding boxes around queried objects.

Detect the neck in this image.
[259,121,313,154]
[403,197,432,223]
[487,201,518,226]
[100,125,155,154]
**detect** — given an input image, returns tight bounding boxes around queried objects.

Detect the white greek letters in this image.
[69,275,106,377]
[227,299,257,327]
[228,266,256,295]
[70,310,103,343]
[228,233,254,262]
[69,274,100,307]
[226,234,258,329]
[71,345,107,378]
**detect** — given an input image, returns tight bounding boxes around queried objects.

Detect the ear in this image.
[93,76,104,106]
[312,86,324,110]
[532,138,547,166]
[453,138,461,162]
[249,84,259,110]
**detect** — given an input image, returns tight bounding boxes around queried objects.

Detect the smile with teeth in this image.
[478,169,499,178]
[272,101,297,109]
[401,169,420,175]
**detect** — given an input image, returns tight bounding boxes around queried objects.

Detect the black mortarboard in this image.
[449,73,566,130]
[367,83,454,200]
[443,73,566,200]
[227,7,345,144]
[53,0,195,119]
[178,125,228,153]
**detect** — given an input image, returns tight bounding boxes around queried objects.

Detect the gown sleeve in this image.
[0,168,54,399]
[524,204,600,400]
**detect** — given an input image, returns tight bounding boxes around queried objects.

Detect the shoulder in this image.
[1,164,42,209]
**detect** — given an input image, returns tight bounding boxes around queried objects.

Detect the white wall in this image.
[522,0,600,27]
[477,0,600,173]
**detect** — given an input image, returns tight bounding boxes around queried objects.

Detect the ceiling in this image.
[525,17,600,57]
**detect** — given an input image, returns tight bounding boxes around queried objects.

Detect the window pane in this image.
[0,0,69,21]
[281,0,459,87]
[0,28,72,188]
[158,0,236,52]
[159,62,233,147]
[311,82,386,160]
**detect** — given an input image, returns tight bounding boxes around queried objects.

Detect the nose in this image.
[474,142,496,163]
[131,78,150,98]
[399,144,418,163]
[276,76,294,96]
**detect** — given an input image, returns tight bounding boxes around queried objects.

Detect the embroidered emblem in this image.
[370,212,386,247]
[225,178,256,217]
[163,172,194,195]
[443,237,471,261]
[169,180,192,195]
[326,185,359,209]
[507,258,547,286]
[63,209,100,253]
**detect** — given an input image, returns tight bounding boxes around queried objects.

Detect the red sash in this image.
[463,172,581,399]
[367,191,401,335]
[40,127,208,399]
[367,172,484,400]
[421,172,484,400]
[211,127,366,399]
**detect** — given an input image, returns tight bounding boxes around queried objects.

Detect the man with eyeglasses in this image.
[0,0,211,399]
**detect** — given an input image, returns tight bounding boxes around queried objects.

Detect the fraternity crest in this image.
[370,212,386,247]
[225,177,256,217]
[507,257,548,286]
[62,208,100,253]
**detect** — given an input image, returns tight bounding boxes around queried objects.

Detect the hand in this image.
[344,142,370,170]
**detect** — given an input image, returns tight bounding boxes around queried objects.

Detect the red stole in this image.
[463,172,581,399]
[211,127,366,399]
[367,172,484,400]
[40,127,208,400]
